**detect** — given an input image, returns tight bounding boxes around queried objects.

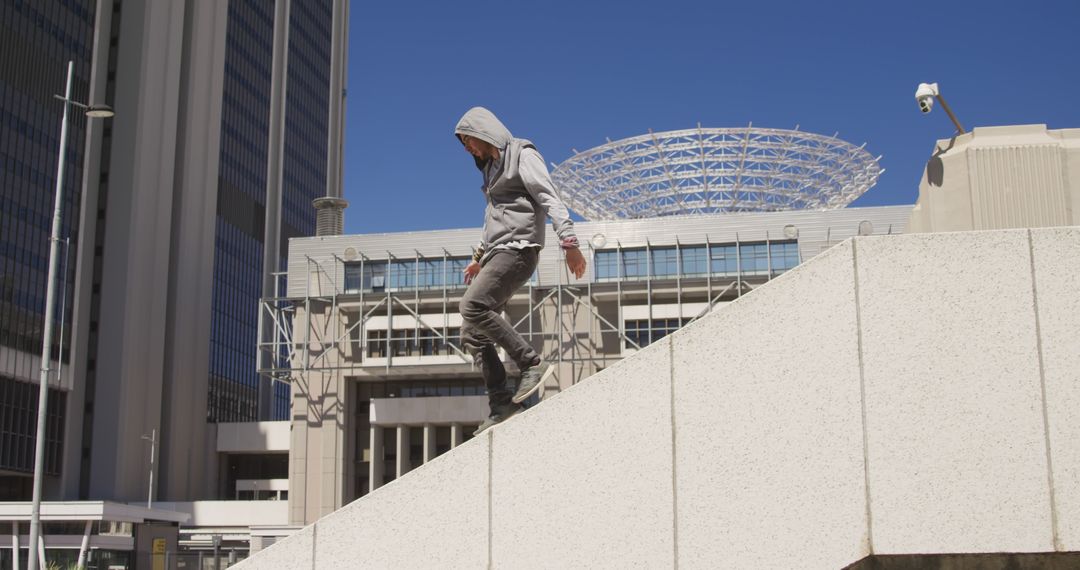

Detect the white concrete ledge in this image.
[369,395,488,426]
[238,228,1079,569]
[216,421,291,452]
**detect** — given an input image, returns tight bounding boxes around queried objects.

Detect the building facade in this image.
[0,0,346,517]
[264,205,913,525]
[0,0,98,501]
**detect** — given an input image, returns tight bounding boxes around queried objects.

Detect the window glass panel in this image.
[651,248,678,278]
[344,263,362,293]
[624,319,647,349]
[769,241,800,275]
[680,246,707,276]
[621,249,647,279]
[709,244,738,275]
[364,262,387,290]
[388,260,416,289]
[594,251,618,281]
[445,258,470,289]
[366,329,387,358]
[417,259,443,289]
[740,243,769,274]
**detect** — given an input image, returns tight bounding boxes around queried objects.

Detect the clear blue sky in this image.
[342,0,1079,235]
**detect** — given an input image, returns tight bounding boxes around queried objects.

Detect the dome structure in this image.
[550,125,884,220]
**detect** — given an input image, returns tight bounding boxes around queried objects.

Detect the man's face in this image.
[460,134,493,160]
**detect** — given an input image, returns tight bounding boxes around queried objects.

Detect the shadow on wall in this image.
[845,552,1080,570]
[924,135,958,188]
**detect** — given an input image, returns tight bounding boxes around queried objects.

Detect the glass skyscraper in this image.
[0,0,344,504]
[208,0,334,422]
[0,0,96,491]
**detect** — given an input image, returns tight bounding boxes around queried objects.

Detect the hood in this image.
[454,107,512,149]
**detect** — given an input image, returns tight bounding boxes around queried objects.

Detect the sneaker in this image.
[472,403,522,436]
[512,361,554,404]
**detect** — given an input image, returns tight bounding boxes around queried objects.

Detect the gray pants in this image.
[460,248,540,410]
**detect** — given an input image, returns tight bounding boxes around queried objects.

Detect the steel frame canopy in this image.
[550,124,884,220]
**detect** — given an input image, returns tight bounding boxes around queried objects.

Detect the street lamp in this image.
[141,429,157,509]
[28,60,114,570]
[915,82,966,134]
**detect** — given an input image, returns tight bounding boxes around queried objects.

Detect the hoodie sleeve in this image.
[518,148,579,247]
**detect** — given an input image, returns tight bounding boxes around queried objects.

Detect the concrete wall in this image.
[152,501,289,527]
[240,227,1079,569]
[217,422,291,453]
[85,0,189,502]
[65,0,228,504]
[909,125,1080,233]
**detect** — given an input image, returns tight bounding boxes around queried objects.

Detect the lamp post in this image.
[141,429,157,509]
[28,59,114,570]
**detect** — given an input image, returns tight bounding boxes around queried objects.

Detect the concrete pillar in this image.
[450,423,463,448]
[396,426,411,478]
[423,424,436,463]
[259,0,291,419]
[11,522,19,570]
[368,426,384,493]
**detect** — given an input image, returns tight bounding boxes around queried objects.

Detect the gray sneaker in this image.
[512,361,554,404]
[473,403,522,437]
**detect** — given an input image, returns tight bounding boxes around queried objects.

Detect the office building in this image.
[1,0,347,565]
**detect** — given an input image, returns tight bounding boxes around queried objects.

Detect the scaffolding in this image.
[253,231,826,385]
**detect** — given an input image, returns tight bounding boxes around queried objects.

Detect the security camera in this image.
[915,82,939,114]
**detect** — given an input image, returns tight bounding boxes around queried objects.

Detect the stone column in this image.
[450,423,463,448]
[368,426,384,493]
[396,426,411,477]
[422,424,436,463]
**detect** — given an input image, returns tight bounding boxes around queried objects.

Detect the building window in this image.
[367,330,387,358]
[739,243,769,276]
[594,251,619,281]
[366,328,462,358]
[390,329,413,356]
[417,259,442,289]
[388,260,416,290]
[650,247,678,278]
[344,263,362,292]
[709,244,738,275]
[365,262,387,291]
[621,249,647,280]
[344,257,471,293]
[624,318,691,349]
[770,241,800,275]
[624,319,648,349]
[445,258,470,289]
[680,246,708,277]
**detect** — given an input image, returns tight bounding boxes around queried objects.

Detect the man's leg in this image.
[460,249,539,433]
[460,323,511,410]
[458,249,540,369]
[462,325,522,435]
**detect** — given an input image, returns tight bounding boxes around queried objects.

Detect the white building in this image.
[263,205,913,526]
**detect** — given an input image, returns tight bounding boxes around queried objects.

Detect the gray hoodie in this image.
[454,107,576,256]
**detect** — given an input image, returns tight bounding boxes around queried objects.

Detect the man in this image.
[455,106,587,436]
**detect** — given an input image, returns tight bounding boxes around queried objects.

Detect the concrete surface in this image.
[238,228,1079,569]
[672,241,869,569]
[1030,227,1080,551]
[490,340,676,568]
[857,230,1054,553]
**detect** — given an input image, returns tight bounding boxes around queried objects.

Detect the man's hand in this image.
[565,247,587,279]
[463,261,481,285]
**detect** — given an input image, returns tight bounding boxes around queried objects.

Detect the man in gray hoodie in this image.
[454,107,586,435]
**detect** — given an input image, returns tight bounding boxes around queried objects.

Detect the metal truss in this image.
[550,124,884,220]
[256,249,764,381]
